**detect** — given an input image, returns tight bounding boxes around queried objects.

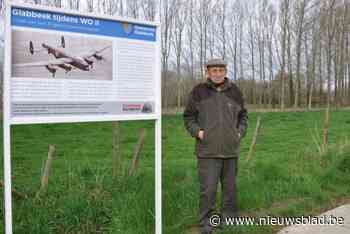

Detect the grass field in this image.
[162,109,350,234]
[0,120,156,234]
[1,109,350,233]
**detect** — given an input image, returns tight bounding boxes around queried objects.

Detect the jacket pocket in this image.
[198,124,219,155]
[221,125,240,155]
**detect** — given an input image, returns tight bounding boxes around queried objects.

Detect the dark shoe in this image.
[200,231,212,234]
[200,226,213,234]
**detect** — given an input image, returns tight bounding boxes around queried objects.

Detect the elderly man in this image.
[183,59,248,234]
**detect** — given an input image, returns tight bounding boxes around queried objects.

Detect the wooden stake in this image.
[246,115,261,162]
[36,144,55,198]
[129,128,146,176]
[112,122,120,178]
[323,106,330,152]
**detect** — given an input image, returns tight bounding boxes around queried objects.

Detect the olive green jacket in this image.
[183,78,248,158]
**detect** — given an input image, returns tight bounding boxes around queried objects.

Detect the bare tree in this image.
[187,0,195,80]
[246,0,257,104]
[279,0,290,110]
[68,0,80,10]
[293,0,309,108]
[86,0,94,12]
[322,0,337,107]
[141,0,156,21]
[228,0,241,82]
[307,16,319,109]
[238,0,245,85]
[196,0,211,80]
[337,2,348,106]
[173,0,188,111]
[267,3,277,106]
[257,0,268,107]
[126,0,140,18]
[219,0,227,60]
[161,0,175,107]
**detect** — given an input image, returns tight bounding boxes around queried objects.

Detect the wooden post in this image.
[36,144,55,198]
[323,106,330,152]
[246,115,261,162]
[129,128,146,176]
[310,125,323,154]
[112,122,120,178]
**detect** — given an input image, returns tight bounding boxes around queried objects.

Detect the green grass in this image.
[1,109,350,233]
[1,121,156,234]
[162,110,350,234]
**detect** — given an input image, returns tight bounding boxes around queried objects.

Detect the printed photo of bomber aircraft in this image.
[13,36,111,77]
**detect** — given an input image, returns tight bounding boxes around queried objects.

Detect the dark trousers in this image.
[197,157,239,232]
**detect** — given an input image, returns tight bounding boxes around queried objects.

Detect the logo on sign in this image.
[122,104,142,112]
[122,22,133,35]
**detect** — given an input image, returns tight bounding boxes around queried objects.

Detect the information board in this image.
[3,3,162,234]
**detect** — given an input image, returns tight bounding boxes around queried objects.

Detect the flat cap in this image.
[205,58,227,68]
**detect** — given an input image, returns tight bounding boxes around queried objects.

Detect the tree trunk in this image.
[112,122,120,178]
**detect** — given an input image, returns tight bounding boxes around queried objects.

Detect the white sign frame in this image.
[3,2,162,234]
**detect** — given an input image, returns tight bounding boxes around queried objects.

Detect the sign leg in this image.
[155,119,162,234]
[3,122,13,234]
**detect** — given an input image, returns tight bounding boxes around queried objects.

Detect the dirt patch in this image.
[188,224,200,234]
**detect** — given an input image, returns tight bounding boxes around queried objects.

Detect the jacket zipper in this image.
[217,90,224,156]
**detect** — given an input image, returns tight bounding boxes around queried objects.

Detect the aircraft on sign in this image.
[13,36,110,77]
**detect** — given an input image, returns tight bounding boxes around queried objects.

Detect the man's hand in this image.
[198,130,204,140]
